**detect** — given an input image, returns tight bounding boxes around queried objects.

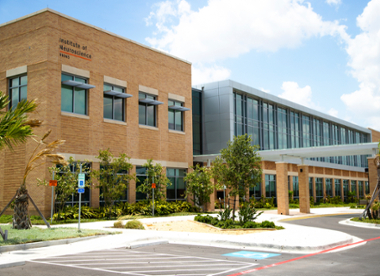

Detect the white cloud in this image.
[278,81,320,109]
[326,0,342,6]
[192,63,231,85]
[328,108,339,117]
[341,0,380,130]
[145,0,348,65]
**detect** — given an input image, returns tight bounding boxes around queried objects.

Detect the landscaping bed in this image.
[0,225,115,246]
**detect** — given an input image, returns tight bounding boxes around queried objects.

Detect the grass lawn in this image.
[0,224,116,246]
[351,217,380,224]
[289,203,361,209]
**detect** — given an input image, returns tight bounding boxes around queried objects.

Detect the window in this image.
[139,92,162,127]
[293,176,299,199]
[99,166,128,206]
[325,178,333,197]
[61,73,94,115]
[335,179,341,197]
[343,180,349,202]
[351,180,357,196]
[365,181,369,195]
[168,100,188,131]
[249,183,261,199]
[309,177,313,198]
[359,181,364,197]
[9,75,27,110]
[167,168,186,201]
[103,83,130,121]
[136,167,148,201]
[55,162,91,208]
[315,178,323,200]
[265,175,276,200]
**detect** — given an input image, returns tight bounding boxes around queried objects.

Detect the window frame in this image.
[61,73,89,115]
[8,74,27,110]
[168,99,184,131]
[166,168,186,201]
[139,92,157,127]
[103,83,126,121]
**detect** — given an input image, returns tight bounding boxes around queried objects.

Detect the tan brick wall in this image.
[276,162,289,215]
[369,128,380,142]
[298,165,310,213]
[0,10,192,216]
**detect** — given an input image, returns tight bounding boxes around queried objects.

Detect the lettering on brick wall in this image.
[59,38,92,61]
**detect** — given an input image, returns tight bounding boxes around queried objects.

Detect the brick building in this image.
[0,9,192,216]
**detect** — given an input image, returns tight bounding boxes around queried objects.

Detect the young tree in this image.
[39,157,91,220]
[0,91,41,151]
[212,134,262,220]
[91,149,135,219]
[184,164,217,211]
[136,159,170,201]
[13,130,66,229]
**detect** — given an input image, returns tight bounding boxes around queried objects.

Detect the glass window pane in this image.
[103,84,112,91]
[74,88,86,115]
[139,104,146,124]
[136,167,146,174]
[168,100,174,106]
[61,74,72,82]
[114,86,123,93]
[167,177,175,200]
[178,169,185,177]
[61,85,72,112]
[20,86,27,100]
[114,97,123,121]
[11,88,19,109]
[20,75,27,86]
[169,109,175,129]
[74,77,86,84]
[167,168,175,176]
[177,178,185,199]
[139,92,145,99]
[175,110,182,131]
[147,105,155,126]
[11,78,19,87]
[103,97,113,119]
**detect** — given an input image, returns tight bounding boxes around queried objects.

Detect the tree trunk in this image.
[13,186,31,230]
[232,195,236,221]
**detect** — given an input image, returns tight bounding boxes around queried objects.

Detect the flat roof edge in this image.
[0,8,192,66]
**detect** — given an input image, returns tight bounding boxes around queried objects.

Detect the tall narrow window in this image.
[139,92,163,127]
[103,83,131,121]
[61,73,94,115]
[293,176,299,199]
[167,168,186,201]
[325,178,333,197]
[168,100,189,131]
[335,179,341,197]
[265,175,276,200]
[9,75,27,110]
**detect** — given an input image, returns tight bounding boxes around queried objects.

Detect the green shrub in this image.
[211,218,219,226]
[243,221,259,228]
[114,221,123,228]
[218,206,232,221]
[125,220,144,229]
[238,203,263,225]
[260,220,275,228]
[310,196,314,206]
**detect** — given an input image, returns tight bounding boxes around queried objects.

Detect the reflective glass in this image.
[147,105,155,126]
[20,86,27,101]
[175,110,182,131]
[139,104,146,124]
[169,110,175,130]
[103,84,112,91]
[61,85,73,112]
[114,97,123,121]
[74,88,86,115]
[20,75,27,86]
[103,97,113,119]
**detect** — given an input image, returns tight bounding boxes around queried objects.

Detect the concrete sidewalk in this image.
[0,207,365,269]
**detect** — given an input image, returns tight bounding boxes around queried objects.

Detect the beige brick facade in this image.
[0,9,192,216]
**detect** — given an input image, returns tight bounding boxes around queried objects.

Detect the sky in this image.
[1,0,380,130]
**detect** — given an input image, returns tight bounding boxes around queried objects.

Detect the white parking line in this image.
[30,248,258,276]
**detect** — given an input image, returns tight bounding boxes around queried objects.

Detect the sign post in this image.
[49,171,57,224]
[78,164,85,232]
[152,177,156,216]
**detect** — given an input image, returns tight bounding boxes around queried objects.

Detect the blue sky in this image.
[1,0,380,130]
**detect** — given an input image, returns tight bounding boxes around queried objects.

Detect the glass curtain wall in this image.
[265,175,276,201]
[325,178,333,197]
[351,180,357,197]
[359,181,364,198]
[315,178,323,201]
[293,176,299,199]
[335,179,341,197]
[309,177,313,198]
[343,180,349,202]
[233,91,370,168]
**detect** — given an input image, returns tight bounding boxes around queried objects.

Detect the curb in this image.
[340,218,380,229]
[0,235,98,253]
[126,239,169,249]
[0,261,25,269]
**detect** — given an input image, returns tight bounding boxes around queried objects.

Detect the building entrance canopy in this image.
[194,142,378,170]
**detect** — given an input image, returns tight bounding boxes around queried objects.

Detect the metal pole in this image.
[223,186,226,209]
[78,163,82,232]
[50,171,55,224]
[152,176,155,216]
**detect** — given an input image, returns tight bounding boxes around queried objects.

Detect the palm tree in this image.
[0,91,41,150]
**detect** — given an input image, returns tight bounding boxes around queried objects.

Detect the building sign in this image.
[59,38,92,61]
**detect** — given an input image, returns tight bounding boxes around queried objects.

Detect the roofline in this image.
[0,8,192,66]
[193,79,371,133]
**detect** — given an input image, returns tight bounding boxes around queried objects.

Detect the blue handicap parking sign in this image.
[223,251,280,259]
[78,188,85,193]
